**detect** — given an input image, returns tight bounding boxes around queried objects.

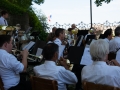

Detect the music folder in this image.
[30,32,39,36]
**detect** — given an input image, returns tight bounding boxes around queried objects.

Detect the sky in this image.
[32,0,120,25]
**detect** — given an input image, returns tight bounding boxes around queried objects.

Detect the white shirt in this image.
[81,61,120,88]
[104,38,110,43]
[116,49,120,64]
[54,38,65,59]
[109,37,120,52]
[0,49,24,90]
[80,47,93,65]
[47,41,53,44]
[0,17,8,26]
[34,61,77,90]
[67,34,74,46]
[67,34,74,40]
[54,38,62,46]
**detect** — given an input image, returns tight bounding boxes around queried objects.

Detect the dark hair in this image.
[1,10,8,16]
[55,28,65,37]
[103,29,112,38]
[0,35,11,47]
[47,33,55,42]
[68,28,73,31]
[115,26,120,36]
[42,43,58,60]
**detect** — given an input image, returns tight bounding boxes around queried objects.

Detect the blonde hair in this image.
[90,39,109,61]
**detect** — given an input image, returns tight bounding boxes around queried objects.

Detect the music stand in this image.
[75,35,84,47]
[77,30,89,37]
[85,35,95,45]
[99,34,104,39]
[25,27,32,34]
[68,46,85,64]
[30,32,40,40]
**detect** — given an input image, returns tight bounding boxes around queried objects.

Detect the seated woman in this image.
[103,29,113,43]
[81,39,120,88]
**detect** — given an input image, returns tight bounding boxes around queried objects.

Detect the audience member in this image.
[34,43,77,90]
[81,39,120,88]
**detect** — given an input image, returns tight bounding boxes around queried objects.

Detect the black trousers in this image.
[8,74,32,90]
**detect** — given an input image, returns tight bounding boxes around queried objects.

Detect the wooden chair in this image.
[30,76,58,90]
[0,77,4,90]
[82,81,120,90]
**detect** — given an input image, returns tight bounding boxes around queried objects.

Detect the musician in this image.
[52,27,57,33]
[34,43,77,90]
[71,24,76,29]
[109,26,120,52]
[47,33,56,44]
[67,28,74,46]
[81,39,120,88]
[0,35,31,90]
[0,10,8,26]
[54,28,65,59]
[103,29,113,43]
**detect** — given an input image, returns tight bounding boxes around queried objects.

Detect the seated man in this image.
[54,28,66,59]
[81,39,120,88]
[34,43,77,90]
[109,26,120,52]
[103,29,113,43]
[0,35,31,90]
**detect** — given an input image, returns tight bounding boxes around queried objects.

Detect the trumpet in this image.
[12,49,43,62]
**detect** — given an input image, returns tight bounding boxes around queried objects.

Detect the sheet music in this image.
[2,26,7,30]
[58,45,65,60]
[80,47,93,65]
[22,41,35,50]
[36,48,43,57]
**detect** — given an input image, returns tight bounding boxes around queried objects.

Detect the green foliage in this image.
[29,9,48,41]
[0,0,48,41]
[95,0,113,6]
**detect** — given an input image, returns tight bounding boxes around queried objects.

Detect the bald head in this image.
[71,24,76,29]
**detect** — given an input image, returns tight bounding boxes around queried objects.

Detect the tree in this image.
[95,0,113,6]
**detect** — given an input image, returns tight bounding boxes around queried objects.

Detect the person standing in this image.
[0,10,8,26]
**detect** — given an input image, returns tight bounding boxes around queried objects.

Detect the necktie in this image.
[4,20,7,26]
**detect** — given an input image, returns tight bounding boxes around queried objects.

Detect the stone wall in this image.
[0,9,29,31]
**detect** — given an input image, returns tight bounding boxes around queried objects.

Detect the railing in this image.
[46,21,120,32]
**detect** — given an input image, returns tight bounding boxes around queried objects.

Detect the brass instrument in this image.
[12,49,43,62]
[71,28,78,35]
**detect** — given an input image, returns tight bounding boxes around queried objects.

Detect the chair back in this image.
[30,76,58,90]
[0,77,4,90]
[82,81,120,90]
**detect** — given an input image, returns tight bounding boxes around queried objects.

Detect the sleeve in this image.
[58,68,78,84]
[8,55,24,74]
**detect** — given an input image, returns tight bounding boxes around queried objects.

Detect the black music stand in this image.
[99,34,104,39]
[85,35,96,45]
[75,35,84,47]
[77,30,89,37]
[30,32,40,40]
[68,46,85,64]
